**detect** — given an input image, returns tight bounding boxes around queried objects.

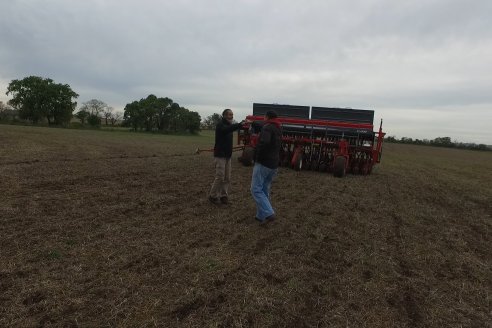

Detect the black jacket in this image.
[255,121,282,169]
[214,118,243,158]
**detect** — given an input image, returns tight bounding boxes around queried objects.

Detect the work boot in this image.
[220,196,229,205]
[256,214,276,225]
[208,196,221,205]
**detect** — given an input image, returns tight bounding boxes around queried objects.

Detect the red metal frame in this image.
[245,115,373,129]
[237,113,385,176]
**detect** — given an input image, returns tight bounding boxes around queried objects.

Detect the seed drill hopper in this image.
[238,103,385,177]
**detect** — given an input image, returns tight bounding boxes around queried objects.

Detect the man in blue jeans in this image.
[251,110,282,224]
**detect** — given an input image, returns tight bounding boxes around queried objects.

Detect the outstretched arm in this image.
[217,121,243,134]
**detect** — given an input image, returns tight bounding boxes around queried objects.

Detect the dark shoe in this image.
[208,196,221,205]
[220,196,229,205]
[257,214,276,225]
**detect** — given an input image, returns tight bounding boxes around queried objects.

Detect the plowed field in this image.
[1,125,490,327]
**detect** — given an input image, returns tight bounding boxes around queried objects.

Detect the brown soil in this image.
[1,125,491,327]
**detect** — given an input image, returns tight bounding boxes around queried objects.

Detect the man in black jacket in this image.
[209,108,246,205]
[250,110,282,224]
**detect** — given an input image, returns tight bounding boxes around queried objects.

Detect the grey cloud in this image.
[1,0,491,143]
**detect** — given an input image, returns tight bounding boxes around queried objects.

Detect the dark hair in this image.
[265,110,278,119]
[222,108,232,116]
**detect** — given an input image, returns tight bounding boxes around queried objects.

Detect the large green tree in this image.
[123,95,200,133]
[123,100,146,131]
[180,109,201,133]
[6,76,78,125]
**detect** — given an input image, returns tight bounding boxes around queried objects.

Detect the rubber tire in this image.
[333,156,346,178]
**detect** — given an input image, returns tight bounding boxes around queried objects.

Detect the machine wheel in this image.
[333,156,346,178]
[240,147,254,166]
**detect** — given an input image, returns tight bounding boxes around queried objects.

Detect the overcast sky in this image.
[1,0,491,143]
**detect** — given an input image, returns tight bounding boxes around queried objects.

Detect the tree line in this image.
[3,75,490,144]
[385,136,490,151]
[2,75,201,134]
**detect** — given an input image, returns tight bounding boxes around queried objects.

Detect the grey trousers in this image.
[209,157,232,199]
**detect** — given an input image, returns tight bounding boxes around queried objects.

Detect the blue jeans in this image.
[251,163,277,220]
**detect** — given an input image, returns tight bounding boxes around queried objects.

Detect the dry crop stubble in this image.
[0,125,490,327]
